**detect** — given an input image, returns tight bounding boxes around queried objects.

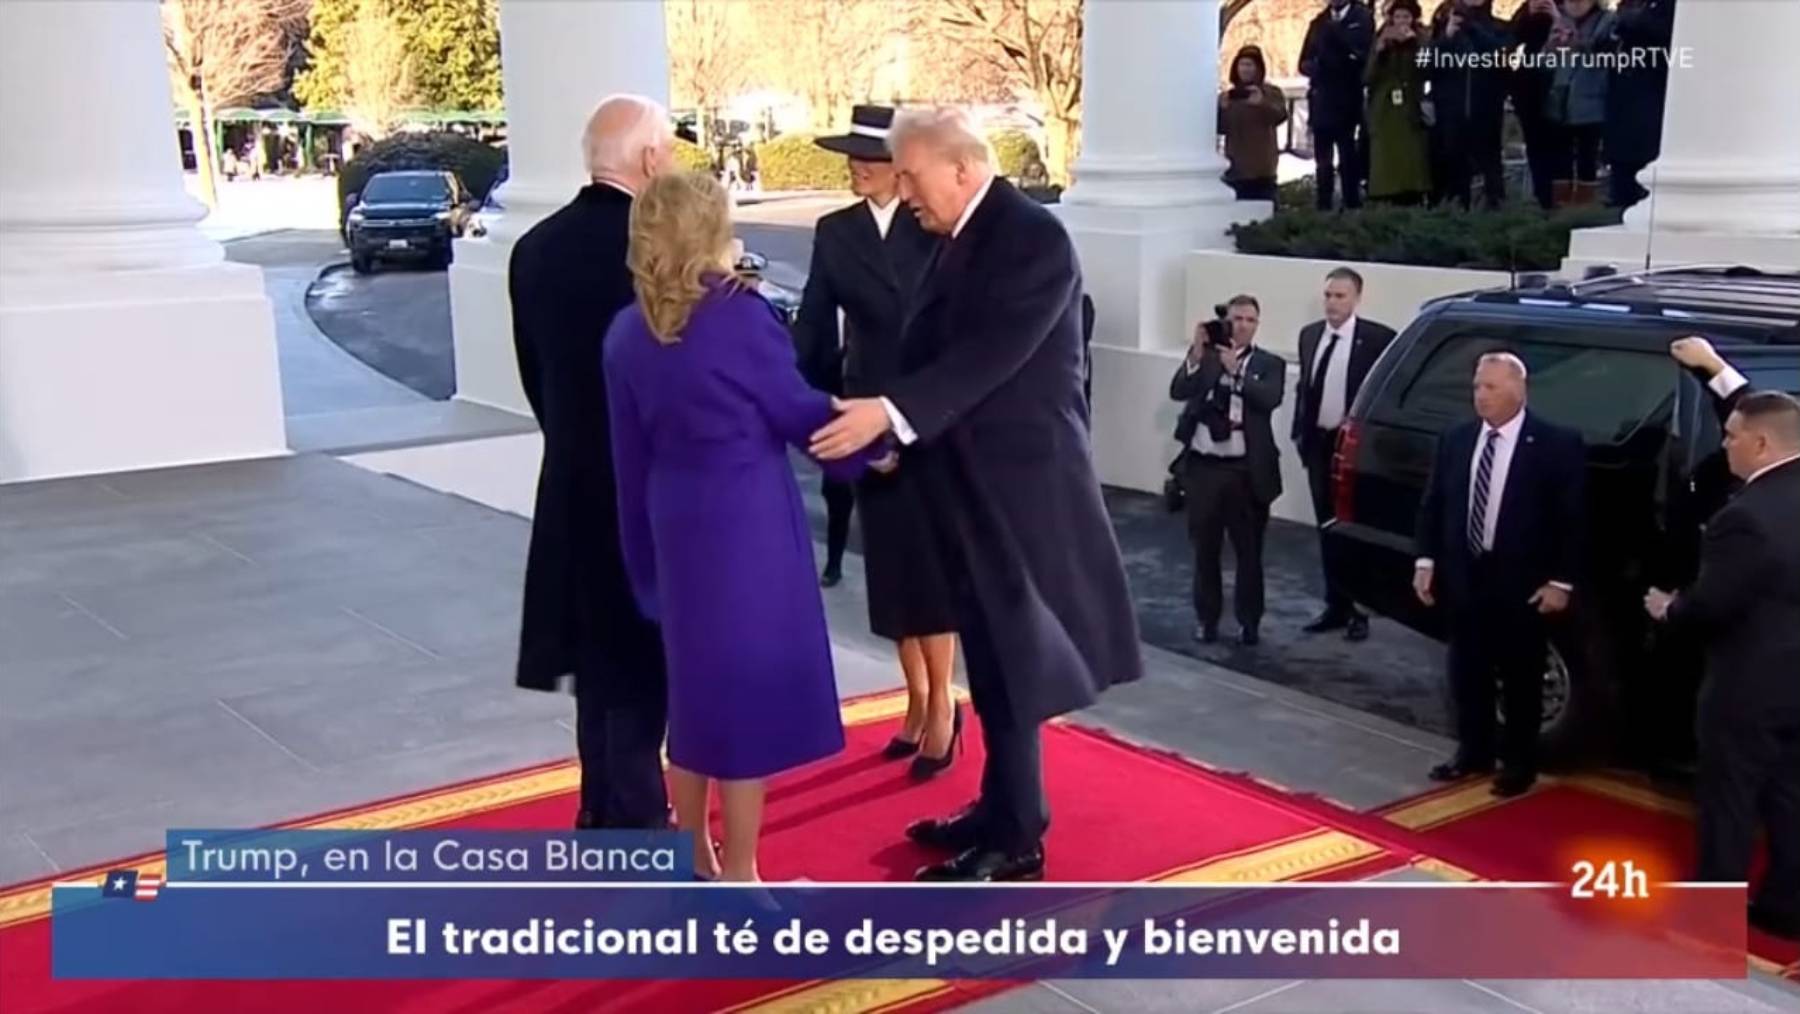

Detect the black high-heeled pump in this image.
[882,735,922,760]
[908,706,963,781]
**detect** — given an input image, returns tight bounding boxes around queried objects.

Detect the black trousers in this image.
[822,476,854,572]
[1432,116,1505,210]
[1517,105,1558,210]
[1184,455,1267,630]
[1445,564,1547,776]
[1312,126,1363,209]
[1545,122,1602,183]
[1608,158,1651,208]
[575,681,669,827]
[1302,430,1359,618]
[1229,177,1278,201]
[959,588,1049,853]
[1695,704,1800,919]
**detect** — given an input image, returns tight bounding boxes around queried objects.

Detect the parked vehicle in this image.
[1324,266,1800,761]
[345,170,478,273]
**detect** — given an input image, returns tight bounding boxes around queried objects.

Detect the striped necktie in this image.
[1468,428,1500,556]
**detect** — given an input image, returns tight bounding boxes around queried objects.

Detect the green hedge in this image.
[338,131,506,230]
[988,130,1042,180]
[1230,203,1624,271]
[673,137,713,173]
[753,134,850,191]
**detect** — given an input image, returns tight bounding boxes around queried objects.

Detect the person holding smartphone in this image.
[1217,45,1290,202]
[1365,0,1432,204]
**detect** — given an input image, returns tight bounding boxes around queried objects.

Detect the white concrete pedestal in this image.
[0,0,284,483]
[0,267,285,481]
[449,0,670,415]
[1564,0,1800,276]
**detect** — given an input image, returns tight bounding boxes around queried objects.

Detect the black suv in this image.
[345,170,477,273]
[1324,266,1800,761]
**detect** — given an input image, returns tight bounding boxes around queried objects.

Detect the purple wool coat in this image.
[603,280,873,780]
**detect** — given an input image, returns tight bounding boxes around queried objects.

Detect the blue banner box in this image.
[162,829,693,883]
[55,848,1745,981]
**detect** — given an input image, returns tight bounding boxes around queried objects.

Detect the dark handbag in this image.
[1163,451,1189,513]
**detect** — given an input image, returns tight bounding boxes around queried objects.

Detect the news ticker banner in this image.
[52,830,1746,981]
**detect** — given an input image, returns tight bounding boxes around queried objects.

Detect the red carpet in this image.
[1374,775,1800,978]
[0,692,1404,1013]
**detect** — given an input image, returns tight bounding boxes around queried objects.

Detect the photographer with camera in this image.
[1170,296,1288,646]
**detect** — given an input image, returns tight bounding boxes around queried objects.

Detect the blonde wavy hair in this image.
[627,171,736,343]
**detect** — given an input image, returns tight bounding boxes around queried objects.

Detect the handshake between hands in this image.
[810,397,899,473]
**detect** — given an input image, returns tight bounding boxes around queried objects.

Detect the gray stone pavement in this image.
[1,450,1792,1011]
[226,231,537,455]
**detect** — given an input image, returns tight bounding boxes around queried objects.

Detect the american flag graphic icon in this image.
[99,869,162,901]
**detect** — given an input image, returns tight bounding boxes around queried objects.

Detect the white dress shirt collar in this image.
[951,174,996,239]
[1326,314,1357,342]
[1483,407,1526,445]
[594,178,636,198]
[1746,452,1800,486]
[867,196,899,239]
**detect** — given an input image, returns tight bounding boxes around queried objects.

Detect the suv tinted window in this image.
[1397,329,1674,446]
[363,174,451,203]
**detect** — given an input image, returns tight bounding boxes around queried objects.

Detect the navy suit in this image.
[885,179,1144,851]
[1417,411,1586,775]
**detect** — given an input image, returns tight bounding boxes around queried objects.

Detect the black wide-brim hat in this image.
[814,105,896,161]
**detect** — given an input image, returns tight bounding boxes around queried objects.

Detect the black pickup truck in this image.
[1322,266,1800,761]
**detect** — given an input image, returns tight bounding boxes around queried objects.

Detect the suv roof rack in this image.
[1466,265,1800,342]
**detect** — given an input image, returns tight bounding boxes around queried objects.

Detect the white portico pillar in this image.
[0,0,284,482]
[1565,0,1800,273]
[1056,0,1254,491]
[448,0,670,413]
[1058,0,1246,353]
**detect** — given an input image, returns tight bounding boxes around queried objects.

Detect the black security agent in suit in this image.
[1415,354,1586,797]
[1300,0,1377,210]
[811,137,1144,881]
[1648,391,1800,941]
[796,106,963,774]
[509,101,673,831]
[1171,300,1287,645]
[1291,270,1396,640]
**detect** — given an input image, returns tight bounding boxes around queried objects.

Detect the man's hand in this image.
[870,451,900,474]
[1669,336,1725,377]
[809,397,892,460]
[1644,587,1675,622]
[1530,584,1571,615]
[1413,564,1435,607]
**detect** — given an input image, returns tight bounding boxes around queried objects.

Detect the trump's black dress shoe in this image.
[1490,770,1537,798]
[1428,758,1495,782]
[916,845,1045,882]
[905,810,984,853]
[820,565,843,588]
[1238,625,1260,647]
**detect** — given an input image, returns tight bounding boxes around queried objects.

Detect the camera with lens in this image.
[1200,302,1231,347]
[1191,303,1238,444]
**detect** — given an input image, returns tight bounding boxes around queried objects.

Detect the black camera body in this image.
[1201,302,1231,347]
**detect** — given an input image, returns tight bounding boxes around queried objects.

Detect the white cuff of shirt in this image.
[880,397,918,446]
[1548,580,1573,592]
[1415,559,1433,571]
[1709,366,1748,400]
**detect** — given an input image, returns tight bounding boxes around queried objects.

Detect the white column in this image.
[1565,0,1800,273]
[448,0,670,413]
[1056,0,1256,492]
[0,0,284,482]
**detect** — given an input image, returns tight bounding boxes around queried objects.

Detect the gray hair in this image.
[583,94,672,178]
[886,106,994,167]
[1477,351,1529,382]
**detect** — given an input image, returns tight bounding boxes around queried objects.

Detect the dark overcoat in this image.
[884,179,1144,726]
[509,184,665,703]
[795,199,953,639]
